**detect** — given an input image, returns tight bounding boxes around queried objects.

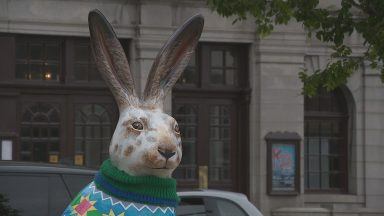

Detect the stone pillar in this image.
[362,63,384,208]
[134,2,175,113]
[250,23,307,216]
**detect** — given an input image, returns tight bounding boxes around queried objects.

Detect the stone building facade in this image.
[0,0,383,215]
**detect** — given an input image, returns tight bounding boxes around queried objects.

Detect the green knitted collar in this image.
[97,159,179,203]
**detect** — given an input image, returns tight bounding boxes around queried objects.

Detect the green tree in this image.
[207,0,384,96]
[0,194,20,216]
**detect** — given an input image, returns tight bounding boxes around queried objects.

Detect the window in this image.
[12,35,130,83]
[304,88,349,192]
[0,174,71,215]
[0,34,125,167]
[177,197,206,215]
[176,44,246,89]
[73,39,101,81]
[71,38,129,83]
[74,104,113,168]
[173,104,198,180]
[209,48,238,86]
[178,50,198,86]
[20,102,60,162]
[15,37,62,81]
[209,105,231,181]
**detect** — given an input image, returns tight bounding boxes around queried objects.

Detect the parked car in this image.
[0,161,97,216]
[177,190,263,216]
[0,161,263,216]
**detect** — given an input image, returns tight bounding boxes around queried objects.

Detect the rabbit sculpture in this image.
[62,9,203,216]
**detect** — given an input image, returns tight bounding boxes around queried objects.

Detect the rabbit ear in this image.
[88,9,139,111]
[143,14,204,108]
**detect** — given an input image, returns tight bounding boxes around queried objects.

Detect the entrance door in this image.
[172,43,249,192]
[173,98,238,191]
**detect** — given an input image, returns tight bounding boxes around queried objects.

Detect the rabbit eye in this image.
[174,123,180,134]
[132,121,143,130]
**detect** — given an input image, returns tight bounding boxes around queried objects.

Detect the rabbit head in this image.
[88,10,204,178]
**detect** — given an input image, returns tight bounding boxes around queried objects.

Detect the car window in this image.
[176,196,248,216]
[177,197,209,216]
[62,174,94,198]
[0,173,71,216]
[205,197,247,216]
[49,174,73,214]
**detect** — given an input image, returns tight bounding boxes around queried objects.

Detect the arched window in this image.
[74,104,113,168]
[304,88,349,192]
[20,102,60,162]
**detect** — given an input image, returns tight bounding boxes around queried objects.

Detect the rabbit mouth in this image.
[147,162,175,170]
[149,164,171,170]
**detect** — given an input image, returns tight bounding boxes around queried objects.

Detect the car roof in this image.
[0,161,97,175]
[178,189,248,200]
[177,189,263,216]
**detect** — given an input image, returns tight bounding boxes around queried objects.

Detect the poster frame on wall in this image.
[265,132,301,195]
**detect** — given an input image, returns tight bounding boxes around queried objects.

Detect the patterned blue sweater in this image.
[62,160,178,216]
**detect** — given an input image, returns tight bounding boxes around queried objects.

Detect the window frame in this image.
[0,34,127,167]
[73,103,116,168]
[304,88,349,193]
[14,35,64,83]
[69,95,118,168]
[18,95,66,163]
[0,34,130,87]
[174,43,249,92]
[65,37,130,85]
[65,37,102,83]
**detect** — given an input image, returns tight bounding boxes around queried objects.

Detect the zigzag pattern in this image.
[88,182,175,214]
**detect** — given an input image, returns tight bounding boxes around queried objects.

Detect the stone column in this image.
[250,23,307,216]
[362,63,384,208]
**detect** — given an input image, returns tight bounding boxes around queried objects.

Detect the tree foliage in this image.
[207,0,384,96]
[0,194,19,216]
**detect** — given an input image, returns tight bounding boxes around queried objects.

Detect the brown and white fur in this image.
[88,10,204,178]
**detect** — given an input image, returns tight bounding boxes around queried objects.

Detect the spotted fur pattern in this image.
[110,107,182,177]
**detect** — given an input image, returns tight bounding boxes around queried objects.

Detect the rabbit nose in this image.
[158,148,176,160]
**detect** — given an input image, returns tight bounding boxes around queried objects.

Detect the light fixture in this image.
[43,62,52,80]
[44,72,52,80]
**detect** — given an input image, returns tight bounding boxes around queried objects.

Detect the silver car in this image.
[177,190,263,216]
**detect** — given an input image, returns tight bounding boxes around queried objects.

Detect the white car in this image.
[177,190,263,216]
